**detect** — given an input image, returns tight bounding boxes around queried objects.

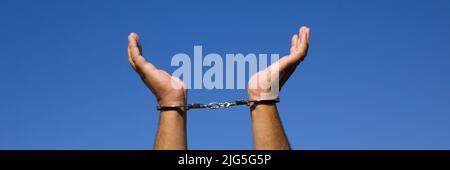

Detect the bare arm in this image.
[128,33,187,150]
[250,103,290,150]
[154,109,187,150]
[248,26,310,150]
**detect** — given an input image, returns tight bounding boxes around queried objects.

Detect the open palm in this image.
[128,33,187,106]
[248,27,310,100]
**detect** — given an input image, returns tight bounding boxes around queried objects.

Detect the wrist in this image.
[157,98,186,107]
[249,101,277,110]
[248,90,279,101]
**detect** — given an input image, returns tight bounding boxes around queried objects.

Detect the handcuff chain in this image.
[157,98,279,111]
[207,102,235,109]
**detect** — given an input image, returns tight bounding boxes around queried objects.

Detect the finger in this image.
[128,32,144,65]
[128,33,152,69]
[128,50,137,70]
[297,26,310,55]
[283,27,310,86]
[296,26,306,49]
[288,26,310,64]
[127,35,137,70]
[128,32,158,79]
[128,33,139,69]
[290,34,299,54]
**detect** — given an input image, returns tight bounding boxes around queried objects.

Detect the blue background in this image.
[1,0,449,149]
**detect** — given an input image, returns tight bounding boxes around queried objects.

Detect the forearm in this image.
[153,109,187,150]
[250,103,290,150]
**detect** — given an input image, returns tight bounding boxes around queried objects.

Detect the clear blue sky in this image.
[1,0,449,149]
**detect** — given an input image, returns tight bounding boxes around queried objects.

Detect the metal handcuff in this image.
[157,98,280,111]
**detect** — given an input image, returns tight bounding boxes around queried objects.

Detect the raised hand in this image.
[128,32,188,150]
[128,33,187,106]
[247,27,310,150]
[248,26,310,100]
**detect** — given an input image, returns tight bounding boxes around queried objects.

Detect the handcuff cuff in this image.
[157,98,280,111]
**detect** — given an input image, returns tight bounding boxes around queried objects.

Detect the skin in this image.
[128,33,187,150]
[248,26,310,150]
[127,26,310,150]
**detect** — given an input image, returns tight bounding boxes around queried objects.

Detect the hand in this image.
[248,27,310,100]
[128,33,187,106]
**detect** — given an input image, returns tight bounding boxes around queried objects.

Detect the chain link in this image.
[157,98,279,111]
